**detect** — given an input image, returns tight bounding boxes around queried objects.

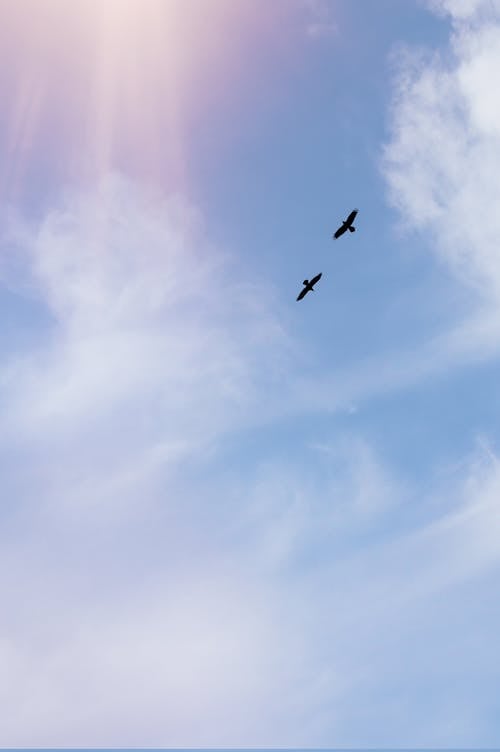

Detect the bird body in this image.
[296,272,322,301]
[333,208,358,239]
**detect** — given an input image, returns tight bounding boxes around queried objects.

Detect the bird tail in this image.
[349,226,355,232]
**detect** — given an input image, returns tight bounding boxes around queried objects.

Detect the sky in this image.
[1,0,500,746]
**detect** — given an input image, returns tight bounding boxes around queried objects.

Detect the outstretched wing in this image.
[310,272,322,286]
[296,286,308,301]
[346,208,358,225]
[333,223,347,239]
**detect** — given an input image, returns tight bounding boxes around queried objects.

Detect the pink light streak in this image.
[0,0,299,200]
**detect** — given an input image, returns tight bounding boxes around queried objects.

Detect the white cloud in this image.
[0,174,292,452]
[383,2,500,308]
[428,0,500,23]
[238,436,405,573]
[4,399,500,745]
[0,564,300,745]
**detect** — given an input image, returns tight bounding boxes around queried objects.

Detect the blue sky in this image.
[1,0,500,746]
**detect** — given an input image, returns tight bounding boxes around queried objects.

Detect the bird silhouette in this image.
[296,272,322,301]
[333,208,358,239]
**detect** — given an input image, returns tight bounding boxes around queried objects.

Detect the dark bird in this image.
[333,208,358,239]
[296,272,322,301]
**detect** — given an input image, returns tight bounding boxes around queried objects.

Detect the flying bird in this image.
[333,208,358,239]
[296,272,322,301]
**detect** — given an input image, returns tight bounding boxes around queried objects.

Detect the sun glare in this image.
[0,0,256,198]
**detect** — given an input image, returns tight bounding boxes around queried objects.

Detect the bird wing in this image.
[296,287,308,301]
[310,272,322,286]
[333,224,347,239]
[346,208,358,225]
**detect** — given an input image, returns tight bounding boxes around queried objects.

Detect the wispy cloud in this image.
[428,0,500,24]
[383,1,500,307]
[0,175,291,449]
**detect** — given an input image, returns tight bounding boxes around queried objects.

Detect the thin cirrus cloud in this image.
[383,0,500,308]
[0,173,291,465]
[428,0,500,23]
